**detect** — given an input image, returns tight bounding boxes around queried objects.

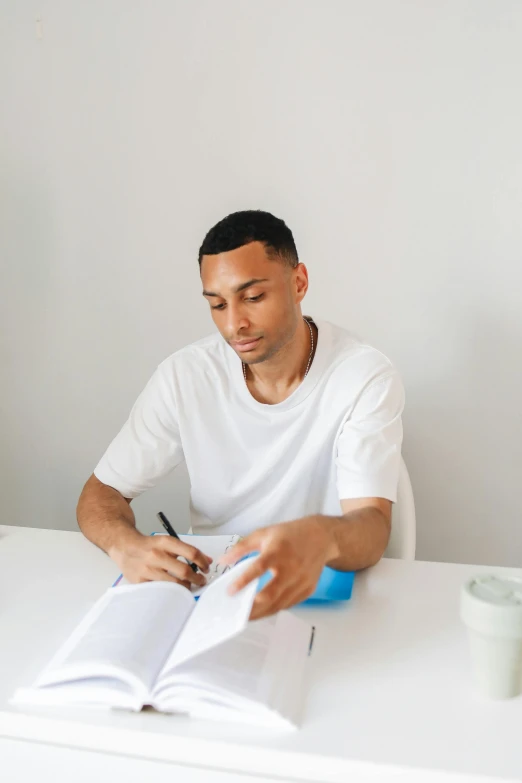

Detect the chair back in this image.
[385,457,416,560]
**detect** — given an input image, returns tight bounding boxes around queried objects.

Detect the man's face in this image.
[200,241,308,365]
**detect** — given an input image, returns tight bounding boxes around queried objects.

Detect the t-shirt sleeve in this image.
[93,364,184,499]
[336,370,404,503]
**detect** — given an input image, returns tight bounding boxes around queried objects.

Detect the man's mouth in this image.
[230,337,262,352]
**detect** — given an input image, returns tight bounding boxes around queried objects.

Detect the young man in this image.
[77,210,404,620]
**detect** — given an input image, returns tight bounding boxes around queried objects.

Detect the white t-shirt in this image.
[94,318,404,536]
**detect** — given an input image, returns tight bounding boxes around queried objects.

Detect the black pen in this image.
[308,626,316,656]
[156,512,199,573]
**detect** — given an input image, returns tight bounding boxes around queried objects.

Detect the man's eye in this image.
[246,294,263,302]
[211,303,226,310]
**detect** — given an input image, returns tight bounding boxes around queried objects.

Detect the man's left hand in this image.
[220,517,338,620]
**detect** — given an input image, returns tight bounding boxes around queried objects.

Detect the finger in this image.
[250,590,284,621]
[249,576,294,620]
[156,538,212,572]
[140,569,191,590]
[272,583,313,613]
[228,556,270,595]
[153,552,207,587]
[275,569,321,611]
[220,532,262,566]
[250,597,272,622]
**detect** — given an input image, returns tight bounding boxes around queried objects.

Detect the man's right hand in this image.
[109,532,213,589]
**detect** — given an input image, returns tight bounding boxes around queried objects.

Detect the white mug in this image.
[461,575,522,700]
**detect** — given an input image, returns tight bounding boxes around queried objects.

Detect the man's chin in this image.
[240,349,275,366]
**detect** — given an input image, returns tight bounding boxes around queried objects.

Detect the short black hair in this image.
[198,210,299,267]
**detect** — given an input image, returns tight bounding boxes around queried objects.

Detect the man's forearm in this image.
[76,474,143,557]
[316,508,391,571]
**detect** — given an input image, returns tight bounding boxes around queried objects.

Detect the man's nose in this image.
[225,304,250,336]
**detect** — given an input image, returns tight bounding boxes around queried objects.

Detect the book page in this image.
[154,616,277,705]
[154,612,312,729]
[190,534,242,596]
[13,676,142,711]
[158,558,259,673]
[35,582,195,695]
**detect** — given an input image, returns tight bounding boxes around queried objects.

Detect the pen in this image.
[156,511,199,573]
[308,626,316,656]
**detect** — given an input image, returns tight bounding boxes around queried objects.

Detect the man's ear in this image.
[293,263,309,303]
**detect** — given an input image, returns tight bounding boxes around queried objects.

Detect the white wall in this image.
[1,0,521,566]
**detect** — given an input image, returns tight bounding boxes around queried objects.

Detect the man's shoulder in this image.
[321,319,399,385]
[157,331,228,378]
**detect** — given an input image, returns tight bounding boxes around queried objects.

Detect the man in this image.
[77,210,404,620]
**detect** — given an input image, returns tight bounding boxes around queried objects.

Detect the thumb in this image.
[220,531,262,565]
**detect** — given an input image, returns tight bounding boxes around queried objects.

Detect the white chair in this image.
[385,457,416,560]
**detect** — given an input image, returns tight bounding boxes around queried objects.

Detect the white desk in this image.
[0,525,521,783]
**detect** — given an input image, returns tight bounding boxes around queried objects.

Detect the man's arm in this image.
[77,364,212,587]
[77,474,211,588]
[221,498,391,620]
[77,474,137,554]
[320,497,392,571]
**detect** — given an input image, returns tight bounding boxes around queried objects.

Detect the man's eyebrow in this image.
[202,278,269,297]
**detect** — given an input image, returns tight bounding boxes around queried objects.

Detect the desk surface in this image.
[0,524,521,783]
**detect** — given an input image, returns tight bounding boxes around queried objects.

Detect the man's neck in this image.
[244,318,317,405]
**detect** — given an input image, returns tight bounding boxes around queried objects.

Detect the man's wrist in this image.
[107,525,144,562]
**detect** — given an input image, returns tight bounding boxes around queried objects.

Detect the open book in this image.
[113,533,242,598]
[12,559,312,729]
